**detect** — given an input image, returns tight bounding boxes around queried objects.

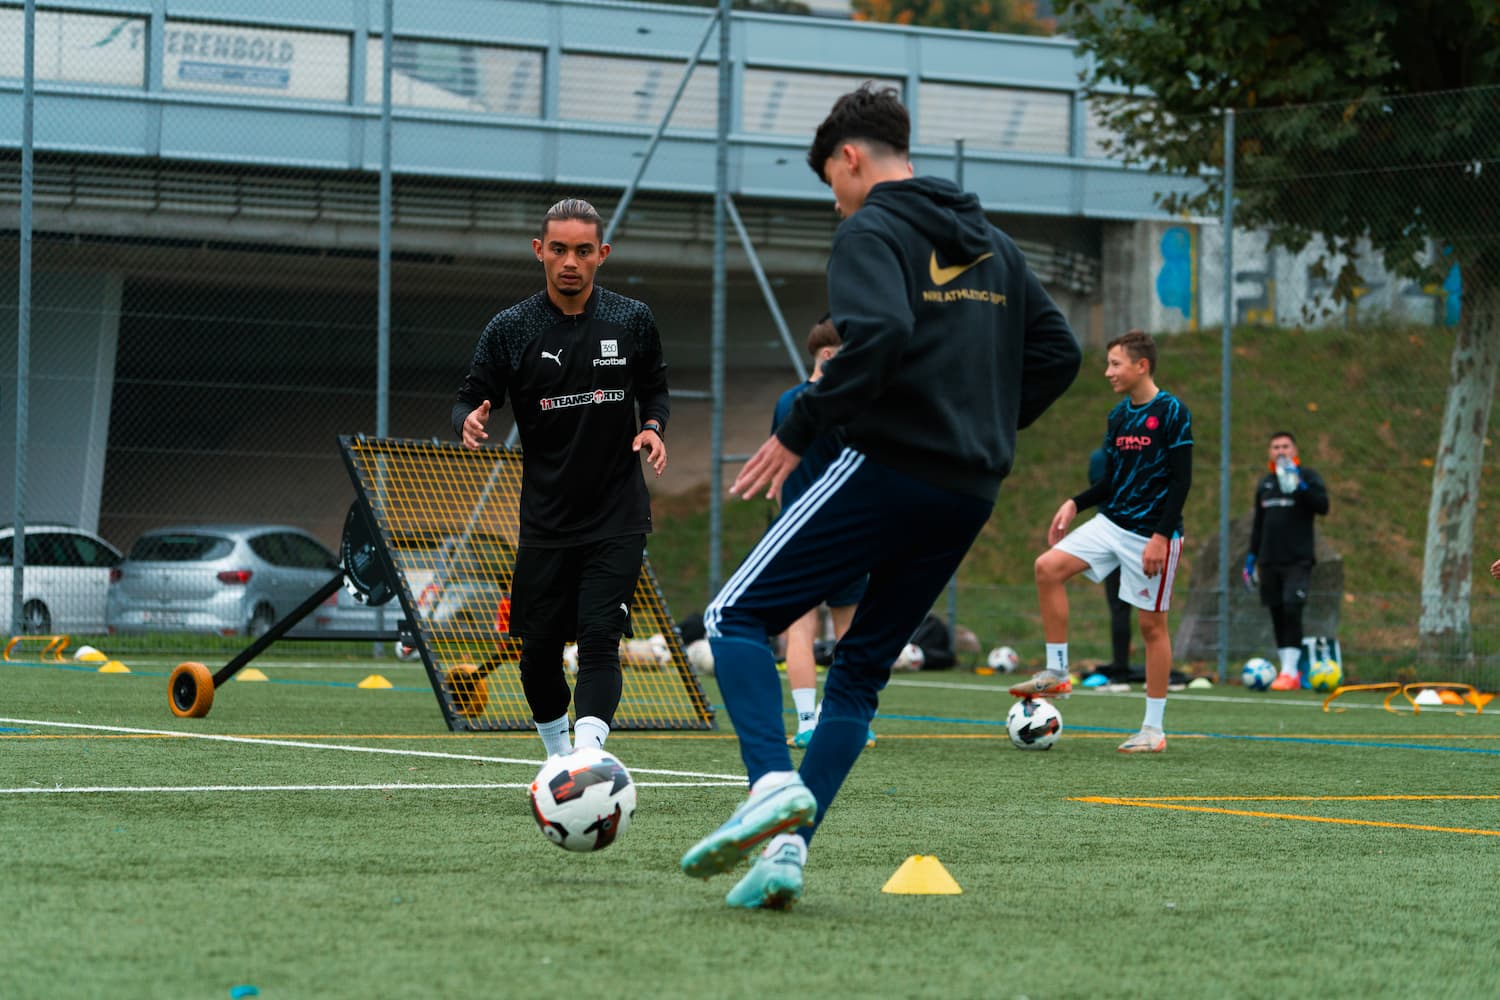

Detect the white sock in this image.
[1045,643,1069,675]
[750,770,797,796]
[1278,647,1301,676]
[573,715,610,751]
[792,688,817,732]
[535,714,571,756]
[1143,696,1166,731]
[763,832,807,863]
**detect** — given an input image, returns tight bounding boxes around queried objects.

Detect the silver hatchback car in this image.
[106,524,344,637]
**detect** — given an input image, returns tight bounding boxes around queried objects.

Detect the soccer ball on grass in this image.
[982,645,1020,675]
[1309,656,1343,692]
[1241,657,1276,691]
[1006,698,1062,750]
[529,747,636,853]
[893,642,926,671]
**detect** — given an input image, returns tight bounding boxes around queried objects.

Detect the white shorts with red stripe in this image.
[1055,514,1182,612]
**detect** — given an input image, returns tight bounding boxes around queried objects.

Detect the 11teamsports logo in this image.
[540,388,626,411]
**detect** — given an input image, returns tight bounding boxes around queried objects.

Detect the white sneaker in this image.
[1117,726,1166,753]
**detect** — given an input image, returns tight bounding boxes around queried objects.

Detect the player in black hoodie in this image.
[681,84,1081,909]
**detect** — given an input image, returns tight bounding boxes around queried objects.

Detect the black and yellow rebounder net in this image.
[339,436,714,732]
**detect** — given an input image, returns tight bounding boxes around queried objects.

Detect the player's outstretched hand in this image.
[730,435,800,501]
[1491,557,1500,580]
[1047,499,1077,547]
[462,400,492,450]
[633,428,667,477]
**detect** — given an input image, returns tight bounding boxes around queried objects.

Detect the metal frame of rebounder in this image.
[166,500,411,719]
[166,436,715,731]
[334,435,714,733]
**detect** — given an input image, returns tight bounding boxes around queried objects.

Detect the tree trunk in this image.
[1418,280,1500,665]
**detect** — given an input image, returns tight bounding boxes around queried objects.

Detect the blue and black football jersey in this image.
[772,381,845,513]
[1098,390,1192,537]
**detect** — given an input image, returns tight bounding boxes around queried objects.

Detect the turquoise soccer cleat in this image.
[725,840,805,910]
[680,775,817,879]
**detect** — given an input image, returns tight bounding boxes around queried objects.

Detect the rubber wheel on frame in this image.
[169,662,215,718]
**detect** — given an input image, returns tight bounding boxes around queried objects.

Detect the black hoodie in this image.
[776,176,1081,502]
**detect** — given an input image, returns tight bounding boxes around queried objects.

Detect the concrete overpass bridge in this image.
[0,0,1199,544]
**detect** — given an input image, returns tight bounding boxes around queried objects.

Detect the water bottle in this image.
[1276,455,1299,493]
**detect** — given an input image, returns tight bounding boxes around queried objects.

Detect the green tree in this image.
[853,0,1055,36]
[1059,0,1500,660]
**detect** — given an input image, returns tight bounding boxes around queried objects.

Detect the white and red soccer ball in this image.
[529,747,637,853]
[1006,698,1063,750]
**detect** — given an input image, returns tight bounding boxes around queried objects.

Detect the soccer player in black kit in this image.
[454,198,669,757]
[1243,431,1329,690]
[1021,330,1192,753]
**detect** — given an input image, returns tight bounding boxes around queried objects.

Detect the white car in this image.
[0,524,123,634]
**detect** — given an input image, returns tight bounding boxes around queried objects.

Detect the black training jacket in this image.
[775,175,1081,502]
[452,287,670,547]
[1248,465,1329,566]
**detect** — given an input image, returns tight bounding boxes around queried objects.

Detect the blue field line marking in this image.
[0,726,29,733]
[748,705,1500,756]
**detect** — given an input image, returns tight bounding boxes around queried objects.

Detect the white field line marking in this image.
[0,717,746,781]
[0,780,741,795]
[884,679,1483,715]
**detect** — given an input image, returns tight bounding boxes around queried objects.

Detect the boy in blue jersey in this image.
[1017,330,1192,753]
[772,316,871,749]
[679,84,1081,909]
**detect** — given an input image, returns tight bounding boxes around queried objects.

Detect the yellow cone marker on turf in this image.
[358,674,393,689]
[98,660,130,674]
[235,668,269,682]
[881,855,962,895]
[74,645,108,663]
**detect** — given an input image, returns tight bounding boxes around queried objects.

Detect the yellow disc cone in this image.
[98,660,130,674]
[881,855,962,895]
[235,668,269,682]
[358,674,394,689]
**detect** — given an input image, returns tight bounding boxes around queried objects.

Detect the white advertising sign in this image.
[162,19,349,101]
[0,9,146,87]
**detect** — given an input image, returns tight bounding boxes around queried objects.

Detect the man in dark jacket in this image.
[680,84,1081,910]
[1243,430,1329,690]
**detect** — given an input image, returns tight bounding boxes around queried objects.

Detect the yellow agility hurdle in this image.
[3,634,70,662]
[1322,681,1491,714]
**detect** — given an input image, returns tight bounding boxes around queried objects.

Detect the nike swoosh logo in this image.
[929,251,994,286]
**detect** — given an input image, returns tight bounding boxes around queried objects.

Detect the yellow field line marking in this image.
[1074,795,1500,837]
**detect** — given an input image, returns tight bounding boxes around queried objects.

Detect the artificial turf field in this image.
[4,655,1499,999]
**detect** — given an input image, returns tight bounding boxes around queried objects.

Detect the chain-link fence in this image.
[3,2,1497,687]
[1218,88,1500,684]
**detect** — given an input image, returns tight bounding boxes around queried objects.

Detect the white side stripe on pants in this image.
[705,447,865,637]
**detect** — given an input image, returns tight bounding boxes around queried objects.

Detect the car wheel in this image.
[22,600,51,634]
[248,603,276,638]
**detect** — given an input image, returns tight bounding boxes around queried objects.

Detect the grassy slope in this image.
[648,323,1499,679]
